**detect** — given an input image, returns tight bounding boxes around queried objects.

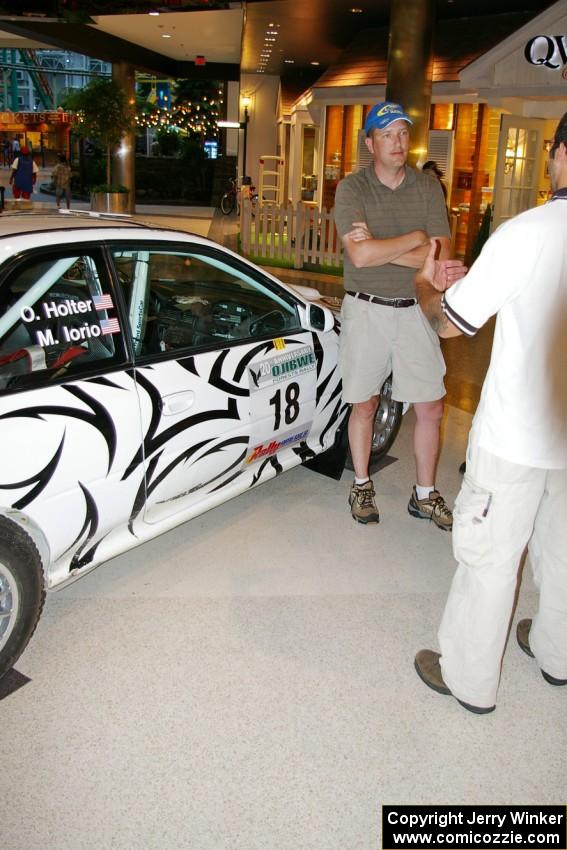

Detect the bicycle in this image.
[220,176,239,215]
[220,176,259,216]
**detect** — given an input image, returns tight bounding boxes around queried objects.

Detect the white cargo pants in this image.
[438,429,567,708]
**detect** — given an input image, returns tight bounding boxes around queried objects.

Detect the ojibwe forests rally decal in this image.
[19,293,119,347]
[246,342,317,464]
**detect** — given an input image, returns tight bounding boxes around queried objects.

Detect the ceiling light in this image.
[284,59,294,64]
[162,33,172,38]
[349,7,363,12]
[310,61,320,66]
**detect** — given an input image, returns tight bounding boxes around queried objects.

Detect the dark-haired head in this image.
[549,112,567,158]
[423,160,443,178]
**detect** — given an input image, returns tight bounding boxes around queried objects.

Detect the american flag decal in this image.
[93,294,114,310]
[100,318,120,336]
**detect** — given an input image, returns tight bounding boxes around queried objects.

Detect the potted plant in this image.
[63,77,135,213]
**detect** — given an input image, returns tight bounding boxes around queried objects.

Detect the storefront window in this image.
[300,125,318,202]
[322,104,364,209]
[431,103,455,131]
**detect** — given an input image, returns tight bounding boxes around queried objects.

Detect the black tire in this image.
[220,193,235,215]
[0,516,45,679]
[345,374,403,468]
[370,375,403,461]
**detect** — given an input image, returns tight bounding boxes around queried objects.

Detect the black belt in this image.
[346,291,417,308]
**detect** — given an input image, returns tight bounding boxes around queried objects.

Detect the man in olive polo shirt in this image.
[335,101,461,528]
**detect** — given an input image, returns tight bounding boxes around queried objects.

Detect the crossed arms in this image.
[342,222,466,337]
[342,221,449,269]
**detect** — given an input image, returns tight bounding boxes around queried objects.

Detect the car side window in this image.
[111,245,301,357]
[0,249,126,393]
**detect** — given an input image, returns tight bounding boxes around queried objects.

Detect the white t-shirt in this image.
[443,196,567,469]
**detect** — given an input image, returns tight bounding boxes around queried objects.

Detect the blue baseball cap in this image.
[364,102,413,135]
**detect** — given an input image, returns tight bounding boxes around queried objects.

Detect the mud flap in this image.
[303,407,351,480]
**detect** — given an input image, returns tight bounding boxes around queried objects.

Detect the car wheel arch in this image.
[0,508,51,584]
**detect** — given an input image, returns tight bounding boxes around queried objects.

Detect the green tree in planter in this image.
[63,77,135,192]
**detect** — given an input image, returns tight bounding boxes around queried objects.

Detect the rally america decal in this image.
[245,424,311,465]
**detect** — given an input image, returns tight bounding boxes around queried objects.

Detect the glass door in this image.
[492,115,543,232]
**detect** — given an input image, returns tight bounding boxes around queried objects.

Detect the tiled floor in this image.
[2,199,564,850]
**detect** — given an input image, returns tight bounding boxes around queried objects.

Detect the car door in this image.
[109,240,320,526]
[0,243,145,583]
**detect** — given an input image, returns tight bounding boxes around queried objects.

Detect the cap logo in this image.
[377,104,402,116]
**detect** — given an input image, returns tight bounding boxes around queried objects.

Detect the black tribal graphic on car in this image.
[0,332,345,573]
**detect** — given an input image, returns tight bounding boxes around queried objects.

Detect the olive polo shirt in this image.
[334,165,450,299]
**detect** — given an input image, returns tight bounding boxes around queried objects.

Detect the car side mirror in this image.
[300,302,335,333]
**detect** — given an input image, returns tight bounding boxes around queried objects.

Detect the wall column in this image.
[386,0,435,168]
[112,61,136,214]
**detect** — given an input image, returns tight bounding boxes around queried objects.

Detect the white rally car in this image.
[0,212,402,677]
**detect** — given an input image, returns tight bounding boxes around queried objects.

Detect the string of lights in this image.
[135,81,224,137]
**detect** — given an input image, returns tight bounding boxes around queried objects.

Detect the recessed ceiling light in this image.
[349,7,363,12]
[310,61,320,66]
[162,33,172,38]
[284,59,294,64]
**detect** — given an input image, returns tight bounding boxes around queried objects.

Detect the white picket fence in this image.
[240,199,343,270]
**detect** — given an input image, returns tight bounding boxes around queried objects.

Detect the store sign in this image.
[524,35,567,74]
[0,111,71,124]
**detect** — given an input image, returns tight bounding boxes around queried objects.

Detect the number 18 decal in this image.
[246,344,317,465]
[269,382,300,430]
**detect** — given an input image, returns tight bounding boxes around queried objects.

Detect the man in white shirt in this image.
[413,112,567,714]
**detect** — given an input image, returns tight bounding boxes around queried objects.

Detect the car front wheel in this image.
[0,516,45,680]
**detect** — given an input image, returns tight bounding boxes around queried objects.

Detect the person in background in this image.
[413,112,567,714]
[52,153,72,209]
[9,145,38,200]
[422,160,448,203]
[334,102,462,530]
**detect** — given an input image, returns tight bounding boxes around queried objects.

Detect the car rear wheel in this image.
[0,516,45,680]
[345,375,403,469]
[370,375,403,462]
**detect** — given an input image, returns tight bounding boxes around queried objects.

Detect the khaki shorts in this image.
[339,293,446,403]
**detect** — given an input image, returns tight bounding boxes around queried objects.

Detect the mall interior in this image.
[1,2,566,849]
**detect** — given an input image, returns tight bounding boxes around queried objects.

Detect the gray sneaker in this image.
[408,486,453,531]
[349,480,380,524]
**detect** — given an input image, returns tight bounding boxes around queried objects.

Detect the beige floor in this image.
[2,198,565,850]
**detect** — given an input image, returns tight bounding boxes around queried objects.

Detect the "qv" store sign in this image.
[524,35,567,75]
